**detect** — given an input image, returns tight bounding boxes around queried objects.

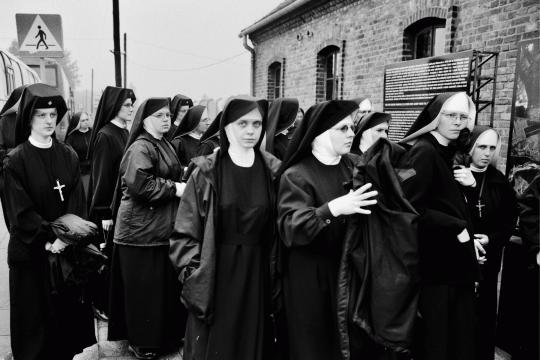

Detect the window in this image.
[268,62,282,100]
[0,54,7,99]
[404,18,446,60]
[316,45,340,102]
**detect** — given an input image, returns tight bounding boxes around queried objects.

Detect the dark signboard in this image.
[506,38,540,195]
[384,51,472,141]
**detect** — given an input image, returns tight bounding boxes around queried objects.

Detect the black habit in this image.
[5,84,95,360]
[277,100,360,360]
[166,94,193,140]
[171,105,206,167]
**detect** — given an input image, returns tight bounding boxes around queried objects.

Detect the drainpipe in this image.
[243,34,256,96]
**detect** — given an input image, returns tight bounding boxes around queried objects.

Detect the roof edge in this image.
[239,0,314,38]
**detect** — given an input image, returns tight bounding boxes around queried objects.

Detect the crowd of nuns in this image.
[0,83,537,360]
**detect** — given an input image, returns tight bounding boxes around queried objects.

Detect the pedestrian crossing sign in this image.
[16,14,64,58]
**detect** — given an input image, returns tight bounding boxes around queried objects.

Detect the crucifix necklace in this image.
[53,179,66,202]
[475,173,487,218]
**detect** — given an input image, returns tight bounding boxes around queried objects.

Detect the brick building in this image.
[239,0,539,166]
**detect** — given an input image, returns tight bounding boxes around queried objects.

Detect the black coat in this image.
[338,140,419,358]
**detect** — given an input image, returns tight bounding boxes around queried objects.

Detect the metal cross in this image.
[53,179,65,202]
[476,199,484,218]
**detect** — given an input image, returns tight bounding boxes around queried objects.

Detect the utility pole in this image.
[112,0,122,87]
[123,33,127,88]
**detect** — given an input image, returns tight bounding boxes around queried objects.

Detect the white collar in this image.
[111,119,127,129]
[28,135,53,149]
[311,130,341,165]
[188,132,202,140]
[470,164,488,173]
[430,131,450,146]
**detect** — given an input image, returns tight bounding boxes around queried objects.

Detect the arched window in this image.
[316,45,340,102]
[404,18,446,60]
[268,61,282,100]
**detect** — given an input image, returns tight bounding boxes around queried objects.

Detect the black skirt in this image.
[10,259,96,360]
[108,244,187,350]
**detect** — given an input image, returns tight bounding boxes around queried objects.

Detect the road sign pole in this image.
[39,57,46,81]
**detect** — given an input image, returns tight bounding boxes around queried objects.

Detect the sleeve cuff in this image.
[315,203,334,225]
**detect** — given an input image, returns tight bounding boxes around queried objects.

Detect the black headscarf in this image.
[66,112,90,137]
[400,92,475,144]
[171,105,206,139]
[87,86,136,158]
[0,85,27,117]
[200,111,222,143]
[351,111,391,151]
[14,83,68,146]
[265,98,299,153]
[171,94,194,121]
[278,100,359,175]
[219,96,268,155]
[125,97,170,149]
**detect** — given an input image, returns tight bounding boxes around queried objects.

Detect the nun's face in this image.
[471,130,498,169]
[360,122,389,150]
[176,105,190,123]
[31,108,58,138]
[294,109,304,126]
[195,109,211,134]
[329,115,355,155]
[144,106,171,135]
[79,113,90,131]
[227,109,263,149]
[117,98,134,122]
[435,95,470,141]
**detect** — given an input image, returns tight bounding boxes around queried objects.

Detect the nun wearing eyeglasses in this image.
[108,98,186,360]
[399,92,479,360]
[277,100,378,360]
[454,126,517,360]
[169,96,281,360]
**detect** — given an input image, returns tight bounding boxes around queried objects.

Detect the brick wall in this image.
[248,0,539,169]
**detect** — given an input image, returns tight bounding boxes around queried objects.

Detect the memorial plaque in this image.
[384,52,472,141]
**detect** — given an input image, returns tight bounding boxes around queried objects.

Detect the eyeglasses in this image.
[332,124,355,133]
[441,112,470,122]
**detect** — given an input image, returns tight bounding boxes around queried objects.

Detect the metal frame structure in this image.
[469,50,499,126]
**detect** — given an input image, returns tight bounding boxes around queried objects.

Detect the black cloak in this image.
[278,100,359,175]
[0,85,27,116]
[15,83,68,146]
[87,86,136,158]
[265,97,299,155]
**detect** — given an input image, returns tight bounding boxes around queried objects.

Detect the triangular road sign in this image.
[20,15,63,54]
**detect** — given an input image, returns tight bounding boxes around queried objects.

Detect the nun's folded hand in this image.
[474,239,487,264]
[328,183,378,216]
[50,238,68,253]
[457,228,470,243]
[453,167,476,187]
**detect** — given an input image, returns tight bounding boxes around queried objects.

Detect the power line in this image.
[127,51,248,72]
[129,39,221,61]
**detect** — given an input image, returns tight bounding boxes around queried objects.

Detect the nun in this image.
[455,126,517,360]
[166,94,193,140]
[265,97,299,160]
[352,97,373,131]
[170,105,210,167]
[351,111,391,156]
[4,83,95,360]
[169,96,280,360]
[171,105,209,167]
[87,85,136,316]
[277,100,378,360]
[399,92,479,360]
[66,112,92,192]
[108,98,186,359]
[197,111,221,156]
